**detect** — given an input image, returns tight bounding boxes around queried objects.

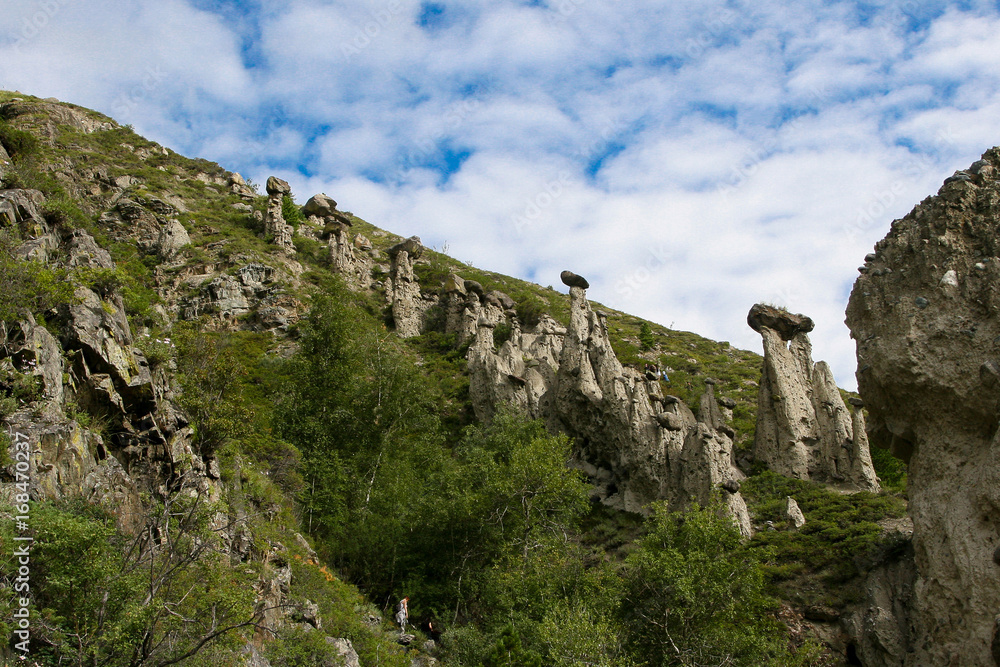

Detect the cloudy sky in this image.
[3,0,1000,388]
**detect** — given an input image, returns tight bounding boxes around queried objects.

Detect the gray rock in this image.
[265,176,291,196]
[302,193,338,218]
[325,638,360,667]
[750,304,878,492]
[784,496,806,528]
[845,147,1000,666]
[560,270,590,289]
[747,303,815,340]
[157,219,191,259]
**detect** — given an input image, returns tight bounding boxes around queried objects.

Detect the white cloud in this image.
[3,0,1000,391]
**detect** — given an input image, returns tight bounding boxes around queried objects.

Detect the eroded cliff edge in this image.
[846,147,1000,666]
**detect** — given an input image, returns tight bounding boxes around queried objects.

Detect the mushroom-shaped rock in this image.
[388,236,423,259]
[747,303,815,340]
[464,279,484,296]
[265,176,291,197]
[721,479,741,494]
[847,396,865,408]
[303,193,339,218]
[560,270,590,289]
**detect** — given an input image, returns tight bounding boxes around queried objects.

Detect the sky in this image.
[3,0,1000,389]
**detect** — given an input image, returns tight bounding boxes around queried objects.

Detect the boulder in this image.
[265,176,291,196]
[560,270,590,289]
[302,193,338,218]
[784,497,806,528]
[747,303,815,341]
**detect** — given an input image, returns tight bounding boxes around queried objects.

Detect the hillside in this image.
[0,92,909,666]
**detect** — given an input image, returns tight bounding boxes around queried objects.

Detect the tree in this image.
[639,322,655,351]
[619,502,794,667]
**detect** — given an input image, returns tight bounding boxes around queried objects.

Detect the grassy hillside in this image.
[0,91,909,666]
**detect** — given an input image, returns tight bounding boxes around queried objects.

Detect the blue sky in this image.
[3,0,1000,389]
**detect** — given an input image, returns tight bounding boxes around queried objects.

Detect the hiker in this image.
[395,596,410,632]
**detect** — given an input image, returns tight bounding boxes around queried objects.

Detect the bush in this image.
[0,120,38,161]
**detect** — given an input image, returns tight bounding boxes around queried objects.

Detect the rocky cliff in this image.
[469,273,752,535]
[846,147,1000,666]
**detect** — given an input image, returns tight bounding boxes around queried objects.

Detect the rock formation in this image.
[749,303,879,491]
[386,236,429,338]
[264,176,295,256]
[468,274,751,534]
[846,147,1000,666]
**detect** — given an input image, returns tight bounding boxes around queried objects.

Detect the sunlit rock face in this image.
[846,148,1000,666]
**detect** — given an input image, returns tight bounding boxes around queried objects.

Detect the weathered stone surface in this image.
[560,270,590,289]
[265,176,291,196]
[845,147,1000,666]
[750,304,879,492]
[784,496,806,528]
[302,193,338,218]
[747,303,815,340]
[388,235,424,260]
[469,280,750,533]
[325,637,361,667]
[156,218,191,260]
[387,240,426,339]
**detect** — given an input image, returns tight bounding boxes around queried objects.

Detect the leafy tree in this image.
[619,502,798,667]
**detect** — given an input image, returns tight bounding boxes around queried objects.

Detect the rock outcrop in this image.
[468,275,751,533]
[265,176,295,256]
[749,303,879,492]
[386,236,428,338]
[846,147,1000,666]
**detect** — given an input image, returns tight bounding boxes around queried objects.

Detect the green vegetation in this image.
[0,96,915,666]
[742,471,908,607]
[0,231,75,321]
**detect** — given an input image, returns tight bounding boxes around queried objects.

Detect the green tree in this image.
[639,322,655,351]
[619,502,794,667]
[481,625,542,667]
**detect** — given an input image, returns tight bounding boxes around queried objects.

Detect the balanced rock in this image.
[747,303,815,341]
[303,193,338,218]
[265,176,290,197]
[560,270,590,289]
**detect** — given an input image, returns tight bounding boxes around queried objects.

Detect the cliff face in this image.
[469,279,752,534]
[846,148,1000,666]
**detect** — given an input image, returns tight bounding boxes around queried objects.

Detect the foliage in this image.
[0,494,260,666]
[870,445,907,492]
[639,321,655,351]
[618,501,804,667]
[742,471,908,605]
[282,194,305,229]
[0,120,39,160]
[481,625,543,667]
[0,230,76,321]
